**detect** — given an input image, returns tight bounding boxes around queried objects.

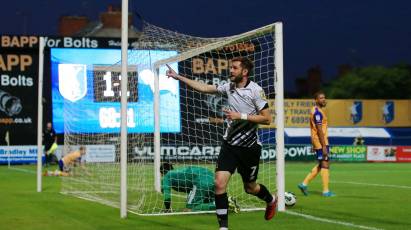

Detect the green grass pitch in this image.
[1,162,410,229]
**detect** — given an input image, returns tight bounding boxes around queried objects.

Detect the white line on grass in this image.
[63,192,121,209]
[133,208,265,216]
[285,210,383,230]
[333,181,411,189]
[285,170,408,174]
[7,166,36,174]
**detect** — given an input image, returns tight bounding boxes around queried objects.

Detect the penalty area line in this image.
[285,210,383,230]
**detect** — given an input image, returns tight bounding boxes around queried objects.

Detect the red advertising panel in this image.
[396,146,411,162]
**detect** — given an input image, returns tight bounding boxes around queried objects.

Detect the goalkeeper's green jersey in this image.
[162,166,214,206]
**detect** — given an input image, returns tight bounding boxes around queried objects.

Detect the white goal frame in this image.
[152,22,285,212]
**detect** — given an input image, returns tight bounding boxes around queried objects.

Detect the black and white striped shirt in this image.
[216,80,268,147]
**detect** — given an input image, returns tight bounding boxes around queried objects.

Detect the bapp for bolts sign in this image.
[0,48,37,145]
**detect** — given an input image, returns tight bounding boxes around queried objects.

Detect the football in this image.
[284,192,297,207]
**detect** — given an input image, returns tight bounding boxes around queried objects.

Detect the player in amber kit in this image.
[44,146,87,177]
[298,91,335,197]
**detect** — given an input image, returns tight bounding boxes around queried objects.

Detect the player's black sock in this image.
[256,184,274,203]
[215,193,228,228]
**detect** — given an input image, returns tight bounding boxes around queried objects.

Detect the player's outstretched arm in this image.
[166,64,217,94]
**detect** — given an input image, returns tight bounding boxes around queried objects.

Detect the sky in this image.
[1,0,411,92]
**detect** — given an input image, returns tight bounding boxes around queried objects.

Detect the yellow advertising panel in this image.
[265,99,411,128]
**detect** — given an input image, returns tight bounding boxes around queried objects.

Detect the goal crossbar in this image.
[153,23,277,68]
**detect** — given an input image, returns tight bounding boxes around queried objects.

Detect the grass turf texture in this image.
[1,162,410,230]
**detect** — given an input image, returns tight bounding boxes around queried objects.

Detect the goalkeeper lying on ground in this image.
[161,163,240,212]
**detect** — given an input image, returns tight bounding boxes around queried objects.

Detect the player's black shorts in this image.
[216,141,261,183]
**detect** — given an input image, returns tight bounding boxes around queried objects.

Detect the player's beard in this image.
[230,74,243,83]
[316,100,326,108]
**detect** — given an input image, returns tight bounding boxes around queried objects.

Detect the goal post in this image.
[37,36,45,193]
[119,0,129,218]
[274,22,285,211]
[153,67,161,193]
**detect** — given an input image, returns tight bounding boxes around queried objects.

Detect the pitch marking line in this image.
[285,210,383,230]
[333,181,411,189]
[7,166,36,174]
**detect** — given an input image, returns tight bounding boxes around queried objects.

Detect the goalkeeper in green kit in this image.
[161,163,240,212]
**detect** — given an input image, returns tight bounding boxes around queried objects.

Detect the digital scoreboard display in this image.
[51,48,180,134]
[92,65,138,102]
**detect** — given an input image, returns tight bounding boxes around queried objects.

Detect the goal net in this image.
[59,21,283,215]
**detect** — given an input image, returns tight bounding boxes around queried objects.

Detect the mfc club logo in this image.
[58,64,87,102]
[349,101,362,124]
[382,101,394,124]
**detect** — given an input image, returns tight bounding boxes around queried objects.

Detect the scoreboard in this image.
[92,65,138,102]
[50,48,180,134]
